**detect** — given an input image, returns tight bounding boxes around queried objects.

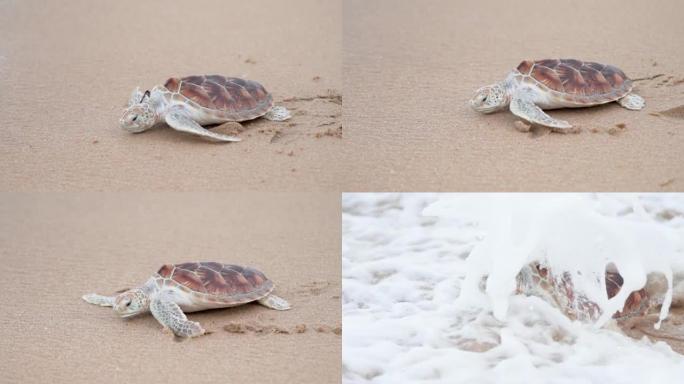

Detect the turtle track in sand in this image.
[223,321,341,336]
[634,71,684,121]
[651,105,684,120]
[202,87,342,145]
[270,90,342,143]
[209,279,340,337]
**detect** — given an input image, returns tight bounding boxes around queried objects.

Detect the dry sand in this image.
[343,0,684,191]
[0,193,341,383]
[0,0,342,191]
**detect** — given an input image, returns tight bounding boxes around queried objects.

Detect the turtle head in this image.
[120,87,158,133]
[470,83,509,114]
[114,289,150,318]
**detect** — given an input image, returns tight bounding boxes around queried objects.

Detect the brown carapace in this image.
[515,59,632,98]
[156,261,273,298]
[163,75,273,116]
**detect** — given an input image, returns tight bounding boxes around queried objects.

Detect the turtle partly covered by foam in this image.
[470,59,645,130]
[517,262,652,323]
[83,262,291,338]
[120,75,291,142]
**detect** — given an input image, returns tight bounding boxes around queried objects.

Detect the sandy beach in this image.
[343,0,684,191]
[0,0,342,191]
[0,193,341,383]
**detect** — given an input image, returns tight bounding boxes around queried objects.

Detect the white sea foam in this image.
[343,193,684,384]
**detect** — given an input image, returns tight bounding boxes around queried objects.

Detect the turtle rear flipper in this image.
[618,93,645,110]
[258,294,292,310]
[263,106,292,121]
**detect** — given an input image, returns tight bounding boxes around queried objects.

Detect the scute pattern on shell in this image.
[516,59,632,97]
[163,75,273,114]
[605,269,650,318]
[157,262,272,298]
[517,262,650,322]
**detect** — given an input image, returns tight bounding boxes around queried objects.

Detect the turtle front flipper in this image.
[510,96,572,130]
[257,294,292,310]
[150,296,205,338]
[82,293,116,307]
[165,107,241,143]
[617,93,645,110]
[127,87,144,107]
[263,106,292,122]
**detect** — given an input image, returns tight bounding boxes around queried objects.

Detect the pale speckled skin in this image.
[470,59,645,130]
[119,76,291,142]
[83,262,291,338]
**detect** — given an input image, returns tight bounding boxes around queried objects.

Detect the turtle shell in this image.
[517,262,650,322]
[163,75,273,120]
[605,269,649,318]
[515,59,632,99]
[156,262,274,302]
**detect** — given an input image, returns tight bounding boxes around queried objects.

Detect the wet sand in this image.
[620,307,684,355]
[343,0,684,191]
[0,193,341,383]
[0,0,342,191]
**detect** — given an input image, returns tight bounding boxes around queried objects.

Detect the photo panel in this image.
[343,193,684,383]
[0,192,341,383]
[0,0,342,191]
[343,0,683,191]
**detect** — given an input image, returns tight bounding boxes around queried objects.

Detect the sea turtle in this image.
[120,75,291,142]
[516,262,652,322]
[83,262,291,338]
[470,59,645,130]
